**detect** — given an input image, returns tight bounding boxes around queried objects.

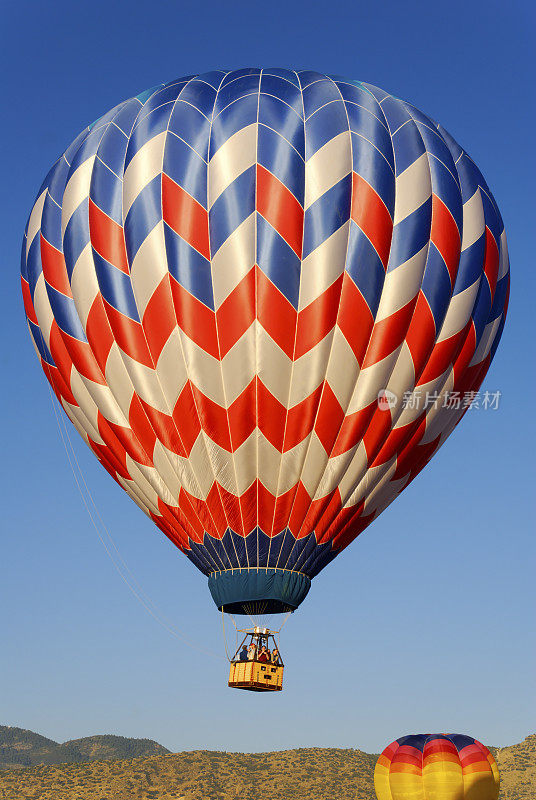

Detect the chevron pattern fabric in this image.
[374,733,500,800]
[21,69,509,593]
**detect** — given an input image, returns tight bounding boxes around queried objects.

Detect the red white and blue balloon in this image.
[21,70,509,614]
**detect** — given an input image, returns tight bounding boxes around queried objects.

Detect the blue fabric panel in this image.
[168,99,211,159]
[346,220,386,315]
[89,158,123,223]
[45,284,87,340]
[163,133,208,207]
[63,200,90,278]
[163,222,214,309]
[92,249,140,320]
[208,165,256,254]
[209,93,260,159]
[302,174,352,259]
[124,174,161,262]
[256,213,302,309]
[257,124,305,200]
[387,197,432,270]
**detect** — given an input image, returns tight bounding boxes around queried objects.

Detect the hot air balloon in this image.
[374,734,500,800]
[21,69,509,689]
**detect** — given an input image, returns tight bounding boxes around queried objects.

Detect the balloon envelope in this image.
[21,70,509,614]
[374,734,500,800]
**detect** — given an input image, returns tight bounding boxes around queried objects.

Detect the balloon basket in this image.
[227,627,284,692]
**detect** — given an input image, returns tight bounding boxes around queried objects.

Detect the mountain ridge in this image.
[0,725,169,769]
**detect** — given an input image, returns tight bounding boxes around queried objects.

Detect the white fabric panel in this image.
[208,124,257,207]
[152,435,226,522]
[298,221,349,310]
[299,433,330,497]
[269,438,310,496]
[32,274,54,348]
[211,214,255,306]
[152,440,184,501]
[281,213,350,505]
[155,326,189,408]
[257,433,289,495]
[184,434,220,498]
[469,317,501,367]
[80,376,130,427]
[220,324,256,405]
[28,325,43,362]
[419,369,456,444]
[130,221,169,317]
[256,323,293,405]
[200,431,240,496]
[25,190,47,258]
[394,365,451,427]
[120,459,162,514]
[280,331,344,496]
[123,131,167,216]
[304,131,352,209]
[232,431,258,495]
[362,459,406,514]
[125,454,170,506]
[289,335,332,406]
[70,243,100,328]
[498,230,509,280]
[433,400,466,450]
[437,277,481,341]
[104,343,136,413]
[180,334,225,406]
[337,442,368,502]
[60,396,102,445]
[375,244,428,321]
[461,189,485,251]
[61,400,92,442]
[325,327,360,406]
[61,157,95,234]
[116,475,156,517]
[119,351,169,414]
[393,153,432,226]
[68,369,104,434]
[314,445,359,499]
[385,342,416,406]
[340,463,371,509]
[348,349,401,414]
[206,131,259,522]
[219,328,253,495]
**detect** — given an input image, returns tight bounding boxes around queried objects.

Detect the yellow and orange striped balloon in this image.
[374,734,500,800]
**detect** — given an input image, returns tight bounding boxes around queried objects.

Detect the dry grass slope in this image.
[495,734,536,800]
[0,748,377,800]
[0,736,533,800]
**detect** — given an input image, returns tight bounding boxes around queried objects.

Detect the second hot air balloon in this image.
[374,734,500,800]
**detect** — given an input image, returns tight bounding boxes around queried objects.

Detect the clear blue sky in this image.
[1,0,534,755]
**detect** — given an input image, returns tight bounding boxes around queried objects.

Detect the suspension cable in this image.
[276,611,292,633]
[221,607,234,663]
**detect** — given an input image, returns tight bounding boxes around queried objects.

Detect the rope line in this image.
[221,607,234,663]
